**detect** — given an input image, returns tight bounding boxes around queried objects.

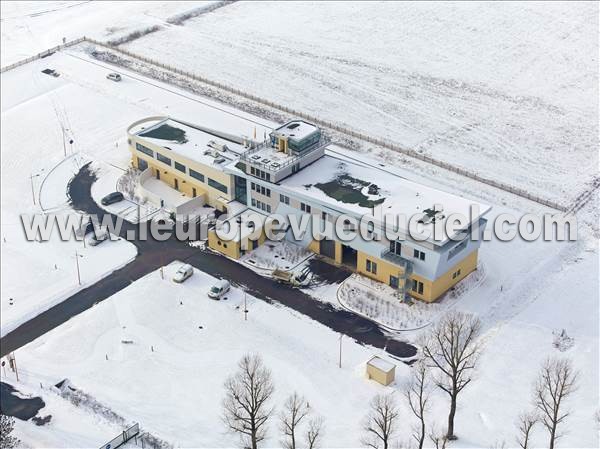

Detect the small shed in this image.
[366,356,396,386]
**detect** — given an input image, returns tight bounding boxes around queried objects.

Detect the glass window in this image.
[136,142,154,157]
[156,153,171,166]
[189,169,205,182]
[174,161,186,173]
[208,178,228,194]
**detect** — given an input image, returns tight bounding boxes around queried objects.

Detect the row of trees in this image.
[222,354,324,449]
[222,312,580,449]
[362,312,579,449]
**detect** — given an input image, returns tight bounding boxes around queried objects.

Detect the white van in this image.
[208,279,231,300]
[173,264,194,283]
[85,228,109,246]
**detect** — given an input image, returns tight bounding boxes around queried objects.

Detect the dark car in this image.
[101,192,124,206]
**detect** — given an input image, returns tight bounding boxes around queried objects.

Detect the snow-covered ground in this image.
[0,1,216,66]
[1,3,598,447]
[0,46,272,337]
[6,263,407,448]
[123,1,598,205]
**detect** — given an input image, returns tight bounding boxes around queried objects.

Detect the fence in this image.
[1,36,570,212]
[0,37,86,73]
[100,423,139,449]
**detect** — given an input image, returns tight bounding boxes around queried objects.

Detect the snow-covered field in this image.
[1,2,598,448]
[0,1,215,66]
[9,263,408,448]
[122,1,598,205]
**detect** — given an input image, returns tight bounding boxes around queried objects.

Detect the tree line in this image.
[222,312,581,449]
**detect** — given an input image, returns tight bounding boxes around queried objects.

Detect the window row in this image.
[251,198,271,213]
[389,240,427,261]
[280,194,290,205]
[451,269,462,280]
[300,202,311,213]
[250,182,271,197]
[250,166,271,182]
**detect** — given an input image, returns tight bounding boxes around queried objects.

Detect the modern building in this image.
[128,116,491,302]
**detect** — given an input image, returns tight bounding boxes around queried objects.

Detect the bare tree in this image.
[404,361,431,449]
[0,414,20,449]
[306,416,324,449]
[429,427,448,449]
[421,311,482,440]
[222,354,275,449]
[361,393,400,449]
[280,392,309,449]
[515,411,538,449]
[534,357,578,449]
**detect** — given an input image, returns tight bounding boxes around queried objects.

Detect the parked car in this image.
[85,228,109,246]
[106,72,122,82]
[173,264,194,283]
[101,191,124,206]
[208,279,231,300]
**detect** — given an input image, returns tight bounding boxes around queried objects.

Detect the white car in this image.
[106,72,122,82]
[85,228,109,246]
[173,264,194,283]
[208,279,231,300]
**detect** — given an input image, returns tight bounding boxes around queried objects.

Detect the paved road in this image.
[1,163,416,359]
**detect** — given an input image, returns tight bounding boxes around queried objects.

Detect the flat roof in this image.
[280,151,491,244]
[135,118,248,169]
[272,120,319,141]
[214,209,267,242]
[367,356,395,373]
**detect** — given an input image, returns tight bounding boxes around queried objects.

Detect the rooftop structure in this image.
[133,117,254,169]
[270,120,321,149]
[239,120,325,183]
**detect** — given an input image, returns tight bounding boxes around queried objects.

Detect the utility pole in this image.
[338,334,343,368]
[75,251,83,285]
[244,292,248,321]
[8,352,19,382]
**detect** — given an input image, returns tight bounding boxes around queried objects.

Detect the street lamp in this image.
[75,251,84,285]
[61,127,73,156]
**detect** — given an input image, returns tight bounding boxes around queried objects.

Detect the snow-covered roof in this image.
[367,356,395,373]
[135,118,249,169]
[272,120,319,141]
[279,152,491,244]
[214,209,267,242]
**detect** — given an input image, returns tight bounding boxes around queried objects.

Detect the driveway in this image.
[1,163,417,359]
